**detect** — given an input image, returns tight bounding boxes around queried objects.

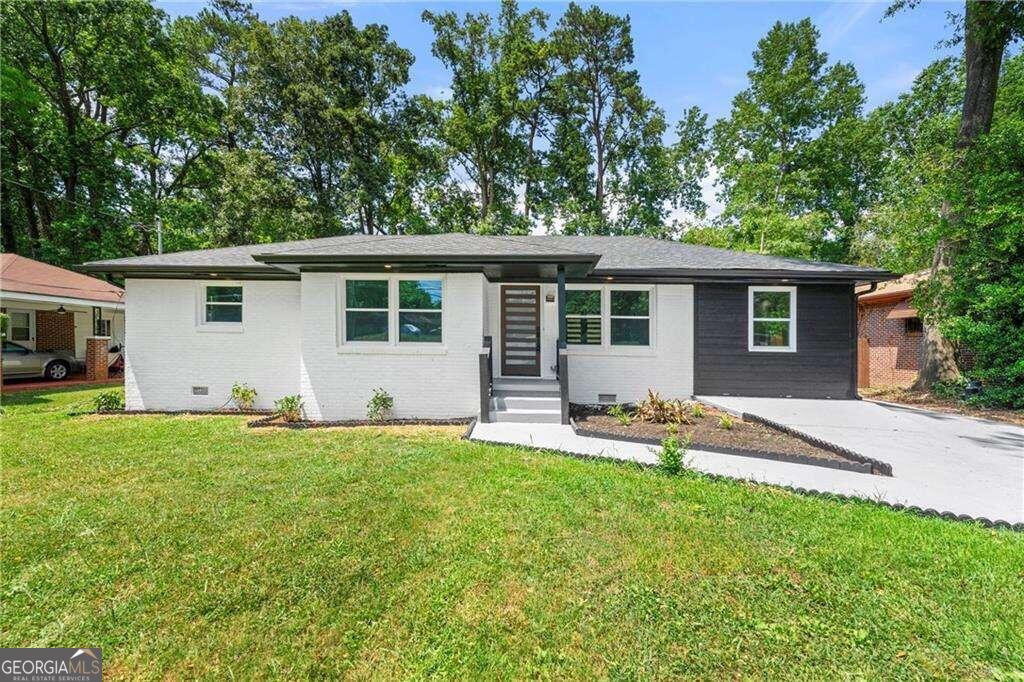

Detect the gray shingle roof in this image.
[81,233,892,279]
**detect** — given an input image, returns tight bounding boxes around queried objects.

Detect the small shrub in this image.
[274,395,303,422]
[658,433,690,475]
[608,404,632,426]
[666,422,678,436]
[635,389,690,424]
[94,390,125,413]
[231,382,258,410]
[932,377,967,401]
[691,402,705,419]
[718,414,734,430]
[367,387,394,422]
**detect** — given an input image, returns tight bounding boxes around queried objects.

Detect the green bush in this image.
[367,387,394,422]
[658,433,689,475]
[94,390,125,413]
[932,377,967,401]
[607,404,631,426]
[691,403,705,419]
[717,414,734,430]
[231,383,258,410]
[274,395,303,422]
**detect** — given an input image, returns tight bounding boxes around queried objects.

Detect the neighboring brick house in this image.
[1,253,125,359]
[856,271,928,389]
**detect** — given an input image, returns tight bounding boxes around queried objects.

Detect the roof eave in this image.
[592,267,898,282]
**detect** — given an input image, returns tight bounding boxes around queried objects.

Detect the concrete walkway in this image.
[470,398,1024,526]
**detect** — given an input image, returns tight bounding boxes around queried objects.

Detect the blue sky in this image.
[156,0,961,119]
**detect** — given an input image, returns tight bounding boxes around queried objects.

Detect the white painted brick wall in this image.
[566,285,694,404]
[123,278,301,410]
[486,282,694,403]
[299,272,483,420]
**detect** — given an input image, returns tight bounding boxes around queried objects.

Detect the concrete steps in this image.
[489,378,561,423]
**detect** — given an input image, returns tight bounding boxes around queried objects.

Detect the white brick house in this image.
[83,234,893,422]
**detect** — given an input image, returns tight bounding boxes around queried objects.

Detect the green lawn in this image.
[2,386,1022,679]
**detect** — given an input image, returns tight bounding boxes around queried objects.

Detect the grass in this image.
[2,386,1023,679]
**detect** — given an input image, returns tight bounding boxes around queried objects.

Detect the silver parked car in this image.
[2,342,82,380]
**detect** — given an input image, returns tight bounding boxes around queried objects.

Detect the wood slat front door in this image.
[501,285,541,376]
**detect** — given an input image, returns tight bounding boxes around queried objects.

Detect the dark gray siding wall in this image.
[694,283,857,399]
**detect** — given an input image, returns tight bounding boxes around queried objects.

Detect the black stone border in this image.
[739,412,893,476]
[96,408,273,416]
[246,414,473,430]
[465,430,1022,532]
[572,423,877,475]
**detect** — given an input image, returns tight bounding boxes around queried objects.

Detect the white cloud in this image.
[819,1,880,50]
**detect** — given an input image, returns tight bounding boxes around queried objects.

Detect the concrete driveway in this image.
[702,396,1024,525]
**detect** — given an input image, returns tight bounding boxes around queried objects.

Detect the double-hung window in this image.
[342,277,444,345]
[204,285,243,324]
[398,280,443,343]
[565,290,602,345]
[610,290,650,346]
[749,286,796,352]
[345,280,390,342]
[8,311,32,341]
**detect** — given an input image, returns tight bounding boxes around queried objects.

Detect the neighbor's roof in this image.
[857,270,928,304]
[81,233,894,281]
[1,253,124,304]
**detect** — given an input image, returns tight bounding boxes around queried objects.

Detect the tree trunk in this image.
[912,1,1011,392]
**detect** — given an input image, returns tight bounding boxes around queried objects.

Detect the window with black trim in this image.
[205,286,242,323]
[610,290,650,346]
[345,280,389,342]
[565,289,602,345]
[398,279,442,343]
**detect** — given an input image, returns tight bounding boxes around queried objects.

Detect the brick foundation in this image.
[36,310,76,352]
[86,337,110,382]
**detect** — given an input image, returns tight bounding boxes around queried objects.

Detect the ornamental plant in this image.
[231,382,258,411]
[367,387,394,422]
[274,395,303,422]
[607,403,632,426]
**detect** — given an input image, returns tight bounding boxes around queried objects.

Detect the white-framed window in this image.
[96,318,112,337]
[340,275,444,346]
[563,284,653,350]
[749,286,796,352]
[610,289,650,346]
[198,283,243,330]
[565,289,602,345]
[7,310,33,342]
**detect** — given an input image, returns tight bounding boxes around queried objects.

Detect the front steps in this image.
[489,377,562,423]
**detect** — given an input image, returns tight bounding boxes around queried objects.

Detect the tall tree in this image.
[246,12,423,235]
[711,19,872,260]
[422,0,546,233]
[887,1,1024,389]
[545,3,681,235]
[1,0,206,265]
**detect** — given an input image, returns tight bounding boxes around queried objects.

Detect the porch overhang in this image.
[254,253,599,280]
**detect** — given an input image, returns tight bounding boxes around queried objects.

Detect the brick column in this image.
[86,337,111,382]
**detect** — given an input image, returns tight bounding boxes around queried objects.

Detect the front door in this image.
[500,285,541,376]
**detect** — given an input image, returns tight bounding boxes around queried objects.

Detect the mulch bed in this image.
[860,387,1024,427]
[248,414,472,429]
[571,403,888,475]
